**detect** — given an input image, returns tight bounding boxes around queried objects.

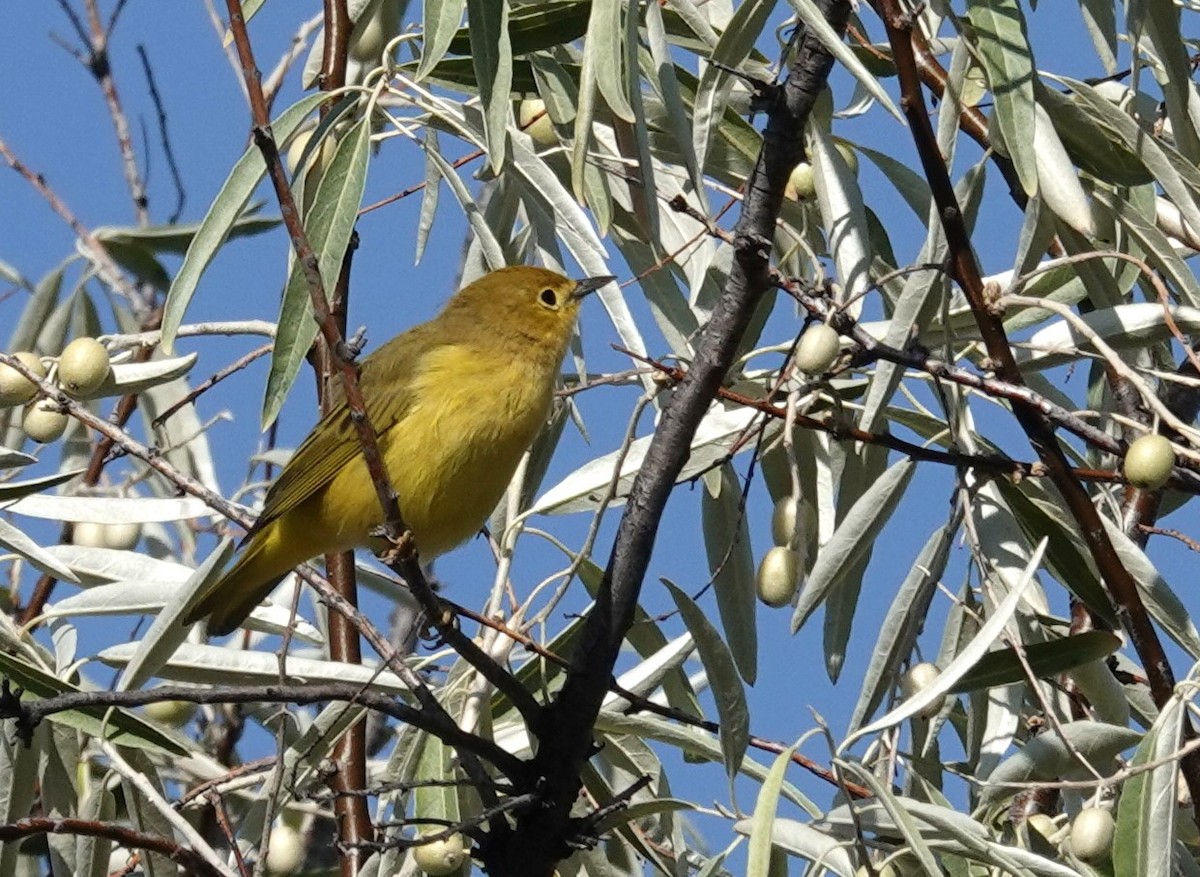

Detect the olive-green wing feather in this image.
[248,327,429,533]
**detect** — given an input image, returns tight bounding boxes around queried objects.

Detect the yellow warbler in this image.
[185,266,611,635]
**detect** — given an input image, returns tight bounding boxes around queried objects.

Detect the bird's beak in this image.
[571,275,615,300]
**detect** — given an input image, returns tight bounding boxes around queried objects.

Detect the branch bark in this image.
[873,0,1200,825]
[482,4,853,874]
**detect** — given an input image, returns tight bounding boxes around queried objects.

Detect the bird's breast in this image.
[320,342,557,557]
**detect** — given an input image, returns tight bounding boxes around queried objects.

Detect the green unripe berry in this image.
[73,521,142,550]
[518,98,556,147]
[902,662,945,719]
[771,497,800,547]
[835,141,859,175]
[143,698,198,727]
[0,352,45,407]
[58,337,111,397]
[1026,812,1058,841]
[785,161,816,200]
[756,546,800,607]
[795,324,840,374]
[22,401,68,443]
[1124,433,1174,489]
[1070,807,1114,864]
[413,832,466,875]
[265,824,305,874]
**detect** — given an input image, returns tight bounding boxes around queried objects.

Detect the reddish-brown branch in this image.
[873,0,1200,824]
[0,817,223,877]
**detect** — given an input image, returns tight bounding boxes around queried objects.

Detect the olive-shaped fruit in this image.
[795,324,840,374]
[785,161,816,200]
[413,832,466,875]
[835,141,860,175]
[73,521,142,550]
[1070,807,1114,864]
[265,823,305,874]
[22,401,69,443]
[771,497,800,547]
[143,698,198,727]
[518,98,556,147]
[58,337,111,397]
[1026,812,1058,841]
[902,662,945,719]
[0,352,46,407]
[756,546,800,608]
[1123,433,1174,489]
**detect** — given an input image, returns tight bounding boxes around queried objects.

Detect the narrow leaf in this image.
[162,92,326,352]
[665,581,750,785]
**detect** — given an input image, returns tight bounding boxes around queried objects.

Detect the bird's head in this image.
[451,265,614,353]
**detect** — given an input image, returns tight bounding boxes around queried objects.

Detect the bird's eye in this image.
[539,288,558,308]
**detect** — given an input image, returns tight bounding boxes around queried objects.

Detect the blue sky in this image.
[2,1,1194,864]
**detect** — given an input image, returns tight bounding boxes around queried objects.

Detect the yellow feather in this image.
[185,266,609,635]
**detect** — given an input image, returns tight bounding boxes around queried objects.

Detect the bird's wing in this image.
[248,328,427,533]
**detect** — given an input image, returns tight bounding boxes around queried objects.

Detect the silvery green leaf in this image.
[0,448,37,470]
[849,522,955,730]
[1015,302,1200,370]
[644,0,703,201]
[467,0,512,173]
[1032,99,1095,237]
[262,115,373,428]
[856,201,945,434]
[967,0,1037,194]
[70,352,198,400]
[422,140,505,269]
[0,518,80,582]
[531,403,759,515]
[7,263,62,352]
[791,458,915,634]
[1093,187,1200,307]
[812,126,872,306]
[0,468,84,501]
[1055,75,1200,236]
[594,711,818,814]
[1102,517,1200,659]
[162,92,327,353]
[982,720,1142,801]
[857,145,932,221]
[665,581,749,785]
[37,721,80,877]
[1138,1,1200,161]
[116,538,236,691]
[0,651,185,755]
[414,130,442,264]
[701,463,757,685]
[605,632,694,707]
[784,0,903,122]
[732,817,854,877]
[99,641,417,695]
[692,0,777,175]
[8,494,212,524]
[45,544,195,584]
[586,0,634,122]
[0,258,29,291]
[1078,0,1117,72]
[835,764,943,877]
[847,537,1045,745]
[742,742,798,877]
[1115,683,1185,877]
[416,0,467,81]
[0,721,40,875]
[42,582,323,645]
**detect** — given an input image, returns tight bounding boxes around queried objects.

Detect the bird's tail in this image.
[183,522,309,636]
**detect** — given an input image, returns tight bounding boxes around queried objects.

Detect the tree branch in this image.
[485,4,853,874]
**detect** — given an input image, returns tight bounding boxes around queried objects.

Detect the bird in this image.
[184,265,613,635]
